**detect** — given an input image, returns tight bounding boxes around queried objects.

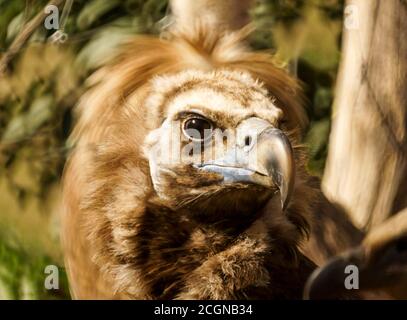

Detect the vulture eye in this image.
[183,117,213,141]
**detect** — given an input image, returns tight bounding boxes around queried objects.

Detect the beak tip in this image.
[259,128,295,212]
[278,182,292,211]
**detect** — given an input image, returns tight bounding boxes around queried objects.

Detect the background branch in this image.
[0,0,64,76]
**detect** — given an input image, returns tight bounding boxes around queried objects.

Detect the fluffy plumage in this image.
[62,24,319,299]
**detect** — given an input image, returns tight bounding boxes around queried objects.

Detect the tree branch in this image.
[0,0,65,76]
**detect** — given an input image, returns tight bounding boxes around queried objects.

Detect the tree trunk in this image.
[323,0,407,230]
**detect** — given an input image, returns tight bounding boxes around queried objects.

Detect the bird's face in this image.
[143,70,296,218]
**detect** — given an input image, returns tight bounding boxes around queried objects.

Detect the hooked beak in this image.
[196,117,295,210]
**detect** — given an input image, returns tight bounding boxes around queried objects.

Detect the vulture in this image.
[62,1,319,299]
[62,29,318,300]
[305,208,407,300]
[61,0,406,299]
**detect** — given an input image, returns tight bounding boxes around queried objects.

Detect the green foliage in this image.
[0,232,70,299]
[0,0,344,299]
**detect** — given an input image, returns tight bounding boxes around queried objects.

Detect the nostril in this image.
[245,136,252,147]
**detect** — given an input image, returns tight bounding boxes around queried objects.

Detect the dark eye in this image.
[183,117,213,141]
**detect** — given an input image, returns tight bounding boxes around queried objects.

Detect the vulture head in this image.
[62,27,318,299]
[144,70,295,220]
[304,209,407,299]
